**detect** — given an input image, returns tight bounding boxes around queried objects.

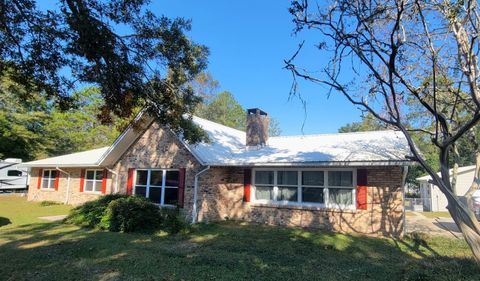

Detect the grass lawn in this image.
[1,196,479,280]
[421,211,452,219]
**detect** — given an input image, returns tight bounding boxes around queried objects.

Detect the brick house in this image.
[23,109,412,237]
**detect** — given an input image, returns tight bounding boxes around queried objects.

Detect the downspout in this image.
[105,167,119,194]
[192,166,210,224]
[56,167,71,205]
[401,166,409,236]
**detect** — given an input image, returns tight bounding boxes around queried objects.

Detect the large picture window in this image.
[84,170,104,193]
[253,169,356,208]
[42,169,57,189]
[134,169,179,206]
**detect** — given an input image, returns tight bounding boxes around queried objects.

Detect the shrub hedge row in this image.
[64,195,187,233]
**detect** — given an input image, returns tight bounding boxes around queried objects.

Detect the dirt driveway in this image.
[406,212,462,238]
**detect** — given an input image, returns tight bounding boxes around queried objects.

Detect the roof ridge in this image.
[270,130,399,139]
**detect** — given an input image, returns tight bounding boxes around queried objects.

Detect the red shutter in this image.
[127,168,134,195]
[54,170,60,191]
[101,169,108,194]
[37,169,43,189]
[80,169,85,192]
[244,169,252,202]
[356,169,368,210]
[177,168,186,208]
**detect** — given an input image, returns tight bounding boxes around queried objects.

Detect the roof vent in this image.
[246,108,269,147]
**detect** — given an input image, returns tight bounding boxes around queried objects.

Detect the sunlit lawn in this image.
[0,195,479,281]
[421,211,452,219]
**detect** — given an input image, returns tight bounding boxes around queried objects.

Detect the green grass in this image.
[0,195,72,229]
[421,211,452,219]
[1,196,479,280]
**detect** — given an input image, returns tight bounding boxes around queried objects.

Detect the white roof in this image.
[22,147,110,167]
[22,115,413,168]
[416,165,476,182]
[185,117,412,166]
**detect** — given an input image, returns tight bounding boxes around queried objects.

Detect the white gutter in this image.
[56,167,71,205]
[192,166,210,224]
[105,167,119,194]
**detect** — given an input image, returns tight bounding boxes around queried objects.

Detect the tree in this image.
[193,72,282,136]
[44,87,121,156]
[287,0,480,262]
[338,113,386,133]
[0,0,208,143]
[0,69,49,160]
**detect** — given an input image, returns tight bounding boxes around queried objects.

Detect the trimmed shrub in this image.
[100,196,161,233]
[64,194,127,227]
[159,207,189,234]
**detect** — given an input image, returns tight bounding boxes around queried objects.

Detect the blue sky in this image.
[154,0,362,135]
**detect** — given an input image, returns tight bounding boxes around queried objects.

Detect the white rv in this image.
[0,158,29,192]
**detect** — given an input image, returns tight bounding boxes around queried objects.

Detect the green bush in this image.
[64,194,127,227]
[100,196,161,233]
[159,207,189,234]
[64,194,189,234]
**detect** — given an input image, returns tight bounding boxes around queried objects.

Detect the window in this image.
[302,171,324,204]
[134,169,179,206]
[42,170,57,189]
[328,171,354,206]
[253,169,355,208]
[7,170,22,177]
[84,170,103,192]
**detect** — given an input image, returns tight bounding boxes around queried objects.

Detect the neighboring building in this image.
[417,166,476,212]
[23,108,413,237]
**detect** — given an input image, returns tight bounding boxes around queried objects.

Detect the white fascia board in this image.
[206,160,415,167]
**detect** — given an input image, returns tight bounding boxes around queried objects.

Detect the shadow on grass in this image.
[0,221,479,281]
[0,217,11,228]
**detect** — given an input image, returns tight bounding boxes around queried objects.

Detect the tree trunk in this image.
[447,152,480,264]
[447,199,480,263]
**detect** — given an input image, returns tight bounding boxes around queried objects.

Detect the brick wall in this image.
[112,122,203,217]
[196,166,405,237]
[27,168,113,205]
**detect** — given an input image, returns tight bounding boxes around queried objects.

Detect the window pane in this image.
[149,186,162,204]
[329,189,353,205]
[302,171,324,186]
[255,186,274,200]
[277,171,297,186]
[85,181,93,192]
[42,179,50,189]
[94,181,103,192]
[50,170,57,179]
[43,170,50,178]
[302,187,324,203]
[166,171,179,187]
[278,186,298,202]
[255,171,274,185]
[136,170,148,185]
[7,170,22,177]
[86,170,95,180]
[95,171,103,180]
[164,187,178,205]
[150,171,163,186]
[328,171,353,187]
[135,186,147,197]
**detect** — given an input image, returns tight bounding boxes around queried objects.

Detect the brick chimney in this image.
[246,108,269,147]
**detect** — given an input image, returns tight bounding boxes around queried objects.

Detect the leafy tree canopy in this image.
[0,0,209,143]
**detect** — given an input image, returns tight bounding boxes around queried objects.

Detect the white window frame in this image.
[133,169,179,206]
[41,169,57,190]
[252,168,357,209]
[83,169,104,193]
